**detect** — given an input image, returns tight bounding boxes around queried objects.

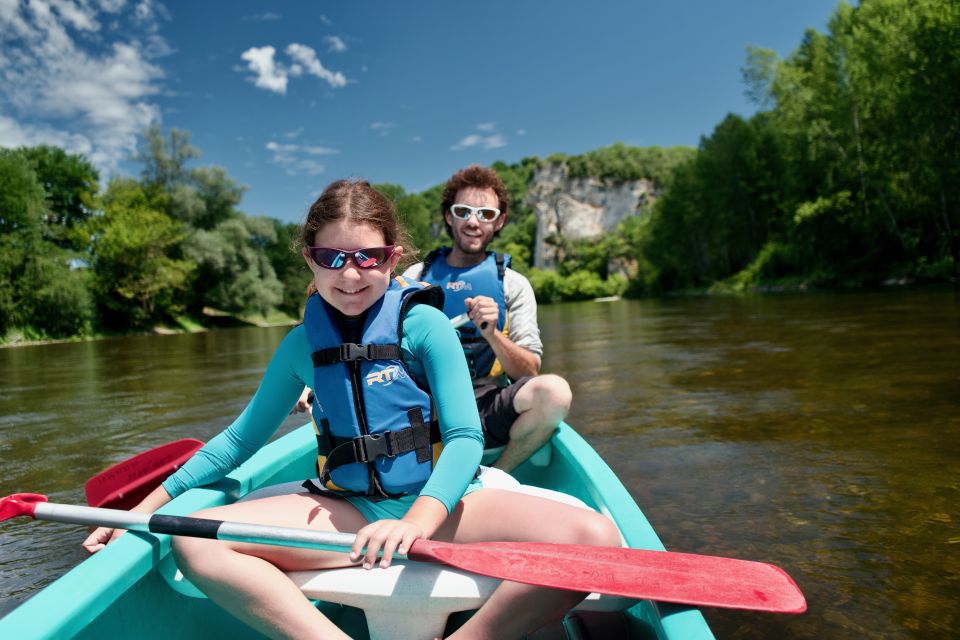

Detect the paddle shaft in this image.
[27,499,364,556]
[3,494,806,613]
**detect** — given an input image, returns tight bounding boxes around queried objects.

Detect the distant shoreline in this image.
[1,317,299,350]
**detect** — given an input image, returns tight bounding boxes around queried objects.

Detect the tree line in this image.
[2,0,955,341]
[639,0,958,293]
[1,127,311,341]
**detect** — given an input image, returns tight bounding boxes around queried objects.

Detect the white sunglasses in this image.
[450,204,502,222]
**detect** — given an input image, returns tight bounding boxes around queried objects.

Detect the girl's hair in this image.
[296,179,417,269]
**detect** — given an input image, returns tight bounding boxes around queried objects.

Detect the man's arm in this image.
[466,269,542,380]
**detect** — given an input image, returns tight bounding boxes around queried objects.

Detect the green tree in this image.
[84,178,194,329]
[264,220,310,316]
[374,183,435,254]
[136,124,199,195]
[183,217,282,317]
[19,145,99,235]
[0,148,46,235]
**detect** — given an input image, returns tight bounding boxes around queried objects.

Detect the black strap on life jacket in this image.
[494,251,506,278]
[305,407,441,498]
[311,343,401,366]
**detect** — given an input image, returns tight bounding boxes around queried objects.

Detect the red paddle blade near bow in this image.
[84,439,203,509]
[408,539,806,614]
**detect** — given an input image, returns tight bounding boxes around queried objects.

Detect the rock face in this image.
[525,162,657,270]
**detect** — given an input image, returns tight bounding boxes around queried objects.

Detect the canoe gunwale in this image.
[0,423,715,639]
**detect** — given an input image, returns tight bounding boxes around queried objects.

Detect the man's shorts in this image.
[473,376,534,448]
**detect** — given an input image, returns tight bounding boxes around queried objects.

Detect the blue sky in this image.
[1,0,840,224]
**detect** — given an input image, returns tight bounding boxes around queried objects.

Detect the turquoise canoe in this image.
[0,423,715,639]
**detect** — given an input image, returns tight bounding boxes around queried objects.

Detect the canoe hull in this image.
[1,423,714,639]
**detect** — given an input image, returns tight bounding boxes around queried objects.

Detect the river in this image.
[1,289,958,638]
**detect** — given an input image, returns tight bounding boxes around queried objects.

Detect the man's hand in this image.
[290,387,313,415]
[464,296,498,339]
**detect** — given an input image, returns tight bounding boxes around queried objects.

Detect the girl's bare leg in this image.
[172,493,368,640]
[434,489,622,640]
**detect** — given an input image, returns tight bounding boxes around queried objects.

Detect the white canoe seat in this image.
[160,469,636,640]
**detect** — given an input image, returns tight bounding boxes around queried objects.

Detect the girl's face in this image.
[303,219,403,317]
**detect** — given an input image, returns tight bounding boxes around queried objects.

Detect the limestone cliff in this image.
[524,162,658,270]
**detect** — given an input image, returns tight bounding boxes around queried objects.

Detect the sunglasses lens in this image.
[451,205,470,219]
[478,208,499,221]
[354,247,388,268]
[310,248,345,268]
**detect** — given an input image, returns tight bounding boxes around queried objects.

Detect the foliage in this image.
[19,145,99,236]
[374,183,435,256]
[263,220,311,316]
[83,178,194,329]
[182,216,282,316]
[528,268,627,303]
[136,124,200,194]
[559,143,696,186]
[639,0,959,291]
[0,148,46,235]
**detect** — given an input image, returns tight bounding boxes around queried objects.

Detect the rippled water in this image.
[2,289,958,638]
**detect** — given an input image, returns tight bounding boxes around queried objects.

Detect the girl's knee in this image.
[172,510,225,577]
[575,514,622,548]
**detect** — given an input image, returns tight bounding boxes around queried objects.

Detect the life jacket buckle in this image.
[340,343,372,361]
[352,433,392,463]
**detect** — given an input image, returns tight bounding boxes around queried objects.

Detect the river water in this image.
[1,289,958,638]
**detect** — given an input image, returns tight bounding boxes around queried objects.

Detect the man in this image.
[402,165,571,472]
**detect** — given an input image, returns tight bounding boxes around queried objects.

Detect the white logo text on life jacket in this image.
[446,280,472,292]
[366,365,408,387]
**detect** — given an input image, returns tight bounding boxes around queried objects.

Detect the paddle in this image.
[84,438,204,510]
[1,493,806,613]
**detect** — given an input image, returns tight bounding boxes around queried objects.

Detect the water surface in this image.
[1,289,958,638]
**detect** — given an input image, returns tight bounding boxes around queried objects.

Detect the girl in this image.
[83,179,620,639]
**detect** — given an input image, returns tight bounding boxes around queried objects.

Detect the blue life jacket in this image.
[303,277,444,497]
[420,248,509,379]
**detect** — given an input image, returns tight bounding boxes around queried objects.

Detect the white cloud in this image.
[324,35,347,53]
[241,46,288,93]
[0,0,167,172]
[516,128,527,136]
[266,140,339,176]
[286,43,347,88]
[451,123,507,151]
[451,134,507,151]
[241,43,348,93]
[451,122,508,150]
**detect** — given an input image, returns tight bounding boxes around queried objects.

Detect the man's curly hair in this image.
[440,165,509,237]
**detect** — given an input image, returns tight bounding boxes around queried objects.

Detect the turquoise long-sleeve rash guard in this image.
[162,302,484,514]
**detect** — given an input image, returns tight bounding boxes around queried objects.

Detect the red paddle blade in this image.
[84,439,203,509]
[408,539,806,614]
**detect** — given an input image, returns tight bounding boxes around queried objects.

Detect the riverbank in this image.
[0,307,299,349]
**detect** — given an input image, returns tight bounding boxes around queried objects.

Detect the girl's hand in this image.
[82,526,125,554]
[350,519,424,569]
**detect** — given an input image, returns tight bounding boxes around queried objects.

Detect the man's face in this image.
[445,186,506,256]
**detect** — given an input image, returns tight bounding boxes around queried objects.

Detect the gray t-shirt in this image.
[402,261,543,366]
